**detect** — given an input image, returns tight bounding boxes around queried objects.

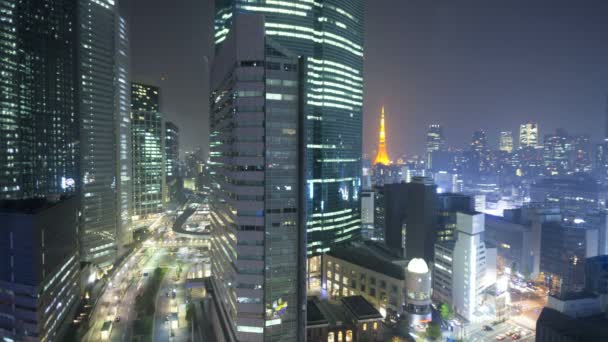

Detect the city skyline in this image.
[3,1,608,341]
[130,0,608,158]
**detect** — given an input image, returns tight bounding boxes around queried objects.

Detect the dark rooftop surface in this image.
[0,196,71,214]
[327,243,405,280]
[341,296,383,320]
[307,299,328,325]
[537,307,608,340]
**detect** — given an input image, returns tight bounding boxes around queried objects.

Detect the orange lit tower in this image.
[374,106,391,165]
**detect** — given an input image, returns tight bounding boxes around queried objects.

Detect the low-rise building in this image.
[536,293,608,342]
[323,242,407,317]
[306,296,383,342]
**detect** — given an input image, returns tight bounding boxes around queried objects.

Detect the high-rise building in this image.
[78,0,123,266]
[404,177,438,262]
[0,0,79,199]
[570,134,592,174]
[215,0,365,273]
[519,122,539,148]
[0,197,81,341]
[499,131,514,153]
[131,83,165,219]
[436,193,474,242]
[543,129,570,176]
[165,121,180,177]
[433,212,488,321]
[208,15,305,341]
[426,124,445,169]
[374,106,390,165]
[115,1,133,248]
[470,130,489,174]
[540,219,599,296]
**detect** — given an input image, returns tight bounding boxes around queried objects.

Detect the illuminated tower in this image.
[374,106,391,165]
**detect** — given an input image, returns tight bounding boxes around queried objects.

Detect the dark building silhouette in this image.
[0,197,81,341]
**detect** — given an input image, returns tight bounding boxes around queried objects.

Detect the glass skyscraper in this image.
[115,3,133,246]
[209,14,306,341]
[131,83,165,218]
[0,0,79,199]
[215,0,365,290]
[165,121,180,177]
[78,0,127,266]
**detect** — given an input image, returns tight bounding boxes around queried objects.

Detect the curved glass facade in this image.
[215,0,364,257]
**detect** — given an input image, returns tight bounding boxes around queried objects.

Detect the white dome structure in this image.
[407,258,429,274]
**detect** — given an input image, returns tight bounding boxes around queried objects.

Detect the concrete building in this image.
[360,190,375,240]
[540,218,599,296]
[484,214,534,276]
[433,212,488,321]
[208,15,306,341]
[323,242,407,317]
[0,197,81,341]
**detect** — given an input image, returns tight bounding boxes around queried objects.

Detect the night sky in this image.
[130,0,608,159]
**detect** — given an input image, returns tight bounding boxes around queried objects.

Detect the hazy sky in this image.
[130,0,608,159]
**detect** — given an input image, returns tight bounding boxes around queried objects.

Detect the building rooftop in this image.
[327,242,406,280]
[307,296,382,328]
[0,196,72,214]
[537,307,608,340]
[307,299,329,326]
[341,296,383,321]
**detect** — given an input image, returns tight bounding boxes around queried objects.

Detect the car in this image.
[496,334,506,341]
[483,325,493,331]
[511,334,521,340]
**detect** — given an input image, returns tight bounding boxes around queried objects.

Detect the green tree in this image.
[440,303,453,321]
[426,322,442,340]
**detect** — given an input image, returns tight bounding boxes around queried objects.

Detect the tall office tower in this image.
[165,121,180,177]
[499,131,514,153]
[115,1,133,247]
[426,124,446,169]
[215,1,365,281]
[471,130,487,153]
[519,122,539,148]
[374,106,390,165]
[543,129,570,176]
[131,83,165,219]
[78,0,120,266]
[404,177,438,262]
[208,15,305,341]
[0,197,81,341]
[570,134,592,174]
[470,130,489,174]
[0,0,79,199]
